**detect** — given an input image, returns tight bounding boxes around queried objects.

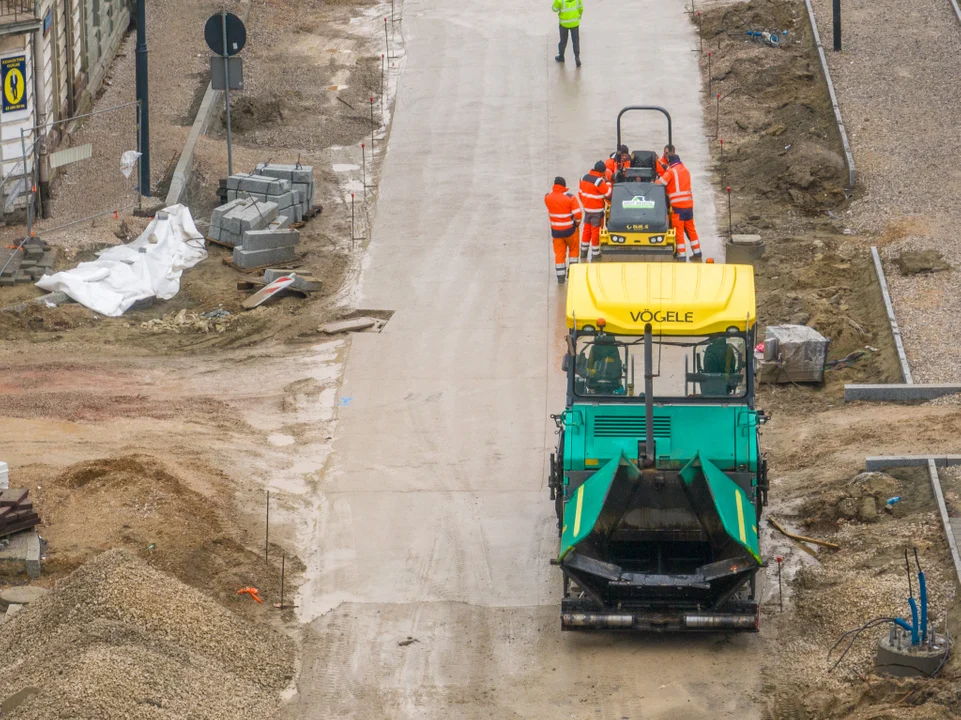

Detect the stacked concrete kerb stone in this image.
[208,196,302,270]
[254,162,315,222]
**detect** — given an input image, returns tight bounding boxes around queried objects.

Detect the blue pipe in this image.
[893,617,914,634]
[919,571,928,642]
[908,597,921,646]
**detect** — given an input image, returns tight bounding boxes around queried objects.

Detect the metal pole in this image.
[135,0,150,196]
[20,129,32,238]
[362,143,367,197]
[707,52,712,97]
[715,93,720,139]
[382,54,386,124]
[832,0,841,52]
[265,490,269,565]
[727,186,733,237]
[221,10,234,176]
[643,324,655,464]
[136,102,143,210]
[777,556,783,611]
[385,18,390,58]
[351,193,355,248]
[280,554,285,609]
[370,97,375,151]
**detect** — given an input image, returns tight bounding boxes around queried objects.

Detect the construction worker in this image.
[578,161,612,260]
[604,145,631,182]
[656,154,703,261]
[553,0,583,67]
[545,176,583,283]
[656,144,675,178]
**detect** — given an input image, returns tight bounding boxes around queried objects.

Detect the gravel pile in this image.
[808,0,961,383]
[0,549,294,719]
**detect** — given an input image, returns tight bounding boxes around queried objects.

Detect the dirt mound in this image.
[35,455,299,615]
[222,94,285,134]
[702,0,847,213]
[0,549,294,719]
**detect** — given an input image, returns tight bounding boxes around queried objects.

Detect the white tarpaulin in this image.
[36,205,207,317]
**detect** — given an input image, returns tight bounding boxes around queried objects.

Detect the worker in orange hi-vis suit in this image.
[656,144,675,178]
[544,176,583,284]
[578,161,612,260]
[656,154,703,261]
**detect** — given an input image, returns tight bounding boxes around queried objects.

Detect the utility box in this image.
[757,325,829,384]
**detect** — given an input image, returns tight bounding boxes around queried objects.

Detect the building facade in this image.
[0,0,130,216]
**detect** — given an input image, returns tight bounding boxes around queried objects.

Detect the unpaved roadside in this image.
[697,2,961,717]
[808,0,961,383]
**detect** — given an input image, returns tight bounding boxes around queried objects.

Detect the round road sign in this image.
[204,12,247,57]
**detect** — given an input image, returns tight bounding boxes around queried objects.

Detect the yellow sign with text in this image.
[2,56,27,113]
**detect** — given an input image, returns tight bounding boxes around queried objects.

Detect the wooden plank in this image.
[0,488,28,507]
[222,253,306,275]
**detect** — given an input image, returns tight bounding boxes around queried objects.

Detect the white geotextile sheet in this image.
[36,204,207,317]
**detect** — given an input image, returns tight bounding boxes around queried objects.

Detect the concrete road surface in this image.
[283,1,755,718]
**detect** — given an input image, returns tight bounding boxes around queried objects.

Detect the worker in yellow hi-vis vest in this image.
[553,0,584,67]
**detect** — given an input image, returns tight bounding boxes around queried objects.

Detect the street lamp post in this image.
[135,0,151,196]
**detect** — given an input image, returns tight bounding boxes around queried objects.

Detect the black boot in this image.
[555,54,564,63]
[575,56,582,67]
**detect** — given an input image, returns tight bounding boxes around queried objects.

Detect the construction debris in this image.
[768,516,840,551]
[0,238,58,286]
[319,317,381,335]
[264,268,322,293]
[0,488,40,538]
[242,275,297,310]
[0,549,294,718]
[208,196,303,270]
[140,308,234,334]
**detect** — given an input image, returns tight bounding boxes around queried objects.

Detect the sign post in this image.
[135,0,150,196]
[205,12,247,178]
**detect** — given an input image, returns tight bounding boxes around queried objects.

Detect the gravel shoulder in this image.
[809,0,961,382]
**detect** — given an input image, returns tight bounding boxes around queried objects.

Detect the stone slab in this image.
[320,318,378,335]
[0,531,41,580]
[0,585,48,609]
[232,245,298,269]
[1,603,23,622]
[864,456,961,471]
[242,228,301,251]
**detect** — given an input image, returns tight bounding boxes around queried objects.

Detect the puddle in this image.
[268,434,296,447]
[332,163,359,172]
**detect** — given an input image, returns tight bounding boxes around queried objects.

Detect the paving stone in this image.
[0,585,48,609]
[232,245,297,269]
[39,249,56,268]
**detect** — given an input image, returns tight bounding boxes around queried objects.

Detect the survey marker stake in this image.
[351,193,355,249]
[726,186,732,237]
[370,96,376,151]
[707,51,712,96]
[362,143,367,197]
[265,490,269,565]
[715,92,721,139]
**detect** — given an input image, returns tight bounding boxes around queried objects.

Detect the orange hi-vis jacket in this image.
[578,170,612,213]
[656,161,694,209]
[545,184,583,237]
[656,153,669,177]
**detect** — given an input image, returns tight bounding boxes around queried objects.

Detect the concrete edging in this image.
[803,0,856,189]
[165,0,252,207]
[865,456,961,471]
[871,245,912,383]
[844,384,961,402]
[949,0,961,25]
[927,459,961,586]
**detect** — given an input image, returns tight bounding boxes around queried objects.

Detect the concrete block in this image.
[232,245,297,269]
[211,198,248,226]
[292,167,314,184]
[844,384,961,403]
[270,215,291,230]
[293,204,303,223]
[39,250,56,269]
[241,228,301,251]
[264,269,322,292]
[0,276,14,287]
[227,173,253,191]
[0,461,7,490]
[0,531,41,580]
[238,174,289,195]
[256,163,293,182]
[226,189,238,202]
[238,202,278,233]
[273,192,296,210]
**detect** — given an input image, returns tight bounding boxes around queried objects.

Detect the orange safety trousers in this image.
[671,208,702,256]
[553,233,579,278]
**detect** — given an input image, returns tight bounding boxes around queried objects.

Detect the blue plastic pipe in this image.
[918,571,928,642]
[894,617,914,634]
[908,597,921,646]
